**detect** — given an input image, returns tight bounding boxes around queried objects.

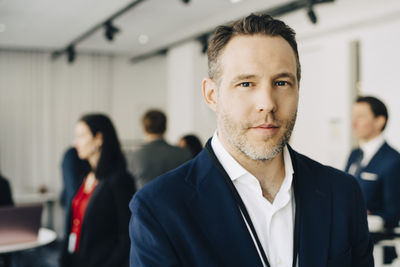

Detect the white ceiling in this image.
[0,0,303,58]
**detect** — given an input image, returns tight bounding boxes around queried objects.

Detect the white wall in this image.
[111,55,168,146]
[166,40,215,145]
[291,40,354,168]
[361,20,400,150]
[0,51,51,192]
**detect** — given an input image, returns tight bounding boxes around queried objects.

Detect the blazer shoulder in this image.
[131,149,213,206]
[292,149,359,189]
[382,143,400,160]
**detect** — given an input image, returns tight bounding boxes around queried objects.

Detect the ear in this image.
[95,132,104,147]
[375,115,386,132]
[202,78,218,112]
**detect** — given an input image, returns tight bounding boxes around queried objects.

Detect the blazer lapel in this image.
[80,178,106,235]
[364,142,387,170]
[187,150,263,267]
[289,148,332,267]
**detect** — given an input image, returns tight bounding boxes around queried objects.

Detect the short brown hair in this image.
[207,13,301,83]
[142,109,167,134]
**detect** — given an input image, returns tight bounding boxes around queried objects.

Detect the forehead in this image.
[353,102,373,115]
[218,34,297,79]
[76,121,91,134]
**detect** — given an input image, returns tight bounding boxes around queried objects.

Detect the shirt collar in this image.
[211,131,294,193]
[359,133,385,163]
[211,131,247,181]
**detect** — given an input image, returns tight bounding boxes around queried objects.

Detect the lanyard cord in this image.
[205,141,300,267]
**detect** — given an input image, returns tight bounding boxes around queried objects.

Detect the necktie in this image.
[354,149,364,177]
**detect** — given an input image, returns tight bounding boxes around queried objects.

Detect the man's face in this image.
[203,35,299,161]
[352,102,384,142]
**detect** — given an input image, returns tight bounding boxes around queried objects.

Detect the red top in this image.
[70,178,97,252]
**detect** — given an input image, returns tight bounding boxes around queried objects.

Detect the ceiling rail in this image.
[51,0,147,61]
[130,0,334,64]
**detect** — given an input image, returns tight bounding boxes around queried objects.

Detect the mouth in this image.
[249,123,280,135]
[251,123,280,129]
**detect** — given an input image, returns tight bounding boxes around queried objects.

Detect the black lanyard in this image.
[205,141,300,267]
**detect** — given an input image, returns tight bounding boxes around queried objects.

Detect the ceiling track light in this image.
[181,0,190,4]
[306,0,318,24]
[104,21,120,41]
[51,0,146,62]
[307,7,317,24]
[197,34,209,54]
[66,45,75,63]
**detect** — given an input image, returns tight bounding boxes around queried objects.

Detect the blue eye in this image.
[275,81,290,87]
[240,82,251,87]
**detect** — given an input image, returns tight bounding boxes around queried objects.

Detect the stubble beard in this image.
[218,110,297,161]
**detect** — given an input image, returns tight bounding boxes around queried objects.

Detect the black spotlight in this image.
[181,0,190,4]
[198,34,209,54]
[66,45,75,63]
[307,7,317,24]
[104,21,120,41]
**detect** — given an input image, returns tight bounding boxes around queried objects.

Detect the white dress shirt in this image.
[211,132,295,267]
[359,134,385,167]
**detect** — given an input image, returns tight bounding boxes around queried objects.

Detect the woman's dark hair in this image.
[180,134,203,158]
[79,113,126,180]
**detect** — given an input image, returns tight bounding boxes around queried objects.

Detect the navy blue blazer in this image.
[345,142,400,228]
[130,144,373,267]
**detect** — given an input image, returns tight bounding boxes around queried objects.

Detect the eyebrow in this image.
[230,74,258,85]
[272,72,296,82]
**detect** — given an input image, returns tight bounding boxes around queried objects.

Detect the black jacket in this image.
[60,169,135,267]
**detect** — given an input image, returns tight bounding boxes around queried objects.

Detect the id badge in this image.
[68,233,77,253]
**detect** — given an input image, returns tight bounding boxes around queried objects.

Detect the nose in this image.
[255,86,277,113]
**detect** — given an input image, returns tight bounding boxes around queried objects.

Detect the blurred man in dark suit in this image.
[345,96,400,230]
[126,110,191,189]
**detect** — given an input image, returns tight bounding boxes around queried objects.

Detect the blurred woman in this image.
[178,134,203,158]
[60,113,135,267]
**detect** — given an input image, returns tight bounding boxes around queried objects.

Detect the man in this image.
[345,96,400,229]
[126,109,191,189]
[130,14,373,267]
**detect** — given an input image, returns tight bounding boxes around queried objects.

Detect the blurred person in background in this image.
[345,96,400,231]
[0,171,13,267]
[0,173,13,206]
[126,109,191,189]
[60,147,90,209]
[60,113,135,267]
[345,96,400,264]
[178,134,203,158]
